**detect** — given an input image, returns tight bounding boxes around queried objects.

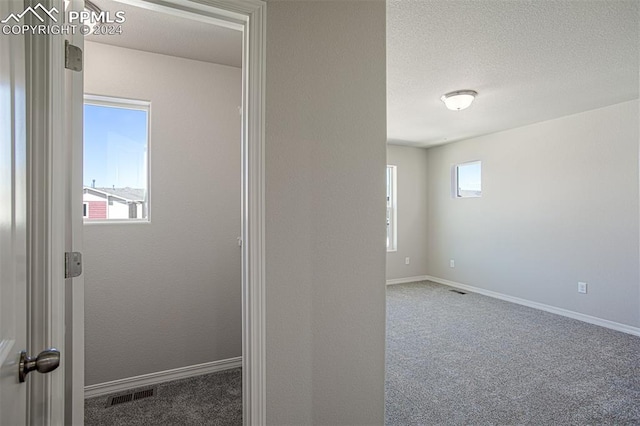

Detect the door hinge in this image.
[65,40,83,72]
[65,252,82,278]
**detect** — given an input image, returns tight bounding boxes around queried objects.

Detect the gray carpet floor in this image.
[85,282,639,425]
[386,281,640,425]
[85,368,241,426]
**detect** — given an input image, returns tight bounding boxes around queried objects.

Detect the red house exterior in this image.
[85,200,107,219]
[83,187,146,220]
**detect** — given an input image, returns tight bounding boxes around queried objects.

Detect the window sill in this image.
[83,219,151,225]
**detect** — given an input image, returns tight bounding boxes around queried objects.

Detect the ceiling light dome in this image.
[440,90,478,111]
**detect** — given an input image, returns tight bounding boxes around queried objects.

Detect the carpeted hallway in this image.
[385,281,640,425]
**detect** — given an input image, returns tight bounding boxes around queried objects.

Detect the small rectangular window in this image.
[386,165,397,251]
[455,161,481,198]
[83,203,88,218]
[83,95,150,222]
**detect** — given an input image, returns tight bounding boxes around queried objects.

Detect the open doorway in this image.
[79,1,243,423]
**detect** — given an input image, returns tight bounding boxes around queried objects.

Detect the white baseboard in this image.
[84,356,242,398]
[386,275,430,286]
[424,275,640,338]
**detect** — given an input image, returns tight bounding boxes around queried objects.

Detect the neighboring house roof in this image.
[83,187,145,202]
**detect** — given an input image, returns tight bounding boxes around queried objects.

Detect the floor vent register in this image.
[106,387,157,407]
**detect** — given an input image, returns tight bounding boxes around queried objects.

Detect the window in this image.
[83,203,88,218]
[455,161,481,198]
[83,95,150,221]
[386,165,397,251]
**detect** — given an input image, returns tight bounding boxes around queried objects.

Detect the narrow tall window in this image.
[387,165,397,251]
[83,95,150,221]
[455,161,482,198]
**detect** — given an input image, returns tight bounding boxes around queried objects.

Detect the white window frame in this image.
[83,94,151,223]
[387,165,397,252]
[453,160,482,198]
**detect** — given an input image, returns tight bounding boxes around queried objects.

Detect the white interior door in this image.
[1,0,84,424]
[0,0,28,424]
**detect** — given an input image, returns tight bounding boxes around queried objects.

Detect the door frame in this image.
[24,1,73,424]
[46,0,267,424]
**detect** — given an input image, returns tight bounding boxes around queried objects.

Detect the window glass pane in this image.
[83,98,149,221]
[386,165,397,251]
[456,161,481,198]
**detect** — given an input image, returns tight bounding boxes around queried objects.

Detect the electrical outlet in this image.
[450,259,455,268]
[577,282,587,294]
[405,257,410,265]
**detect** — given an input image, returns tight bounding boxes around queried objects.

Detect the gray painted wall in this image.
[265,1,387,424]
[83,41,242,385]
[386,145,430,280]
[426,100,640,327]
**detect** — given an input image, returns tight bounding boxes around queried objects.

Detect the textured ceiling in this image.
[387,0,639,147]
[88,0,242,67]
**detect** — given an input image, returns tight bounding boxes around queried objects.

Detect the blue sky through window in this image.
[83,103,148,189]
[458,161,481,192]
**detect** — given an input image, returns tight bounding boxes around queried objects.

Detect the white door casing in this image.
[0,0,28,424]
[54,0,267,425]
[26,0,81,423]
[22,0,83,423]
[3,0,90,423]
[1,0,88,423]
[63,1,86,424]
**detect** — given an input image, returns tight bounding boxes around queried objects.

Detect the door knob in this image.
[18,348,60,383]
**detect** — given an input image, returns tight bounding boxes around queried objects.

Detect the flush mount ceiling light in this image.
[440,90,478,111]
